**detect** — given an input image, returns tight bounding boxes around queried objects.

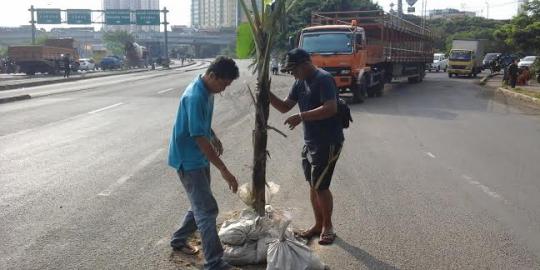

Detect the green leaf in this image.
[237,23,255,59]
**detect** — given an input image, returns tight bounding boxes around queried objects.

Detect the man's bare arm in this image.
[195,137,238,193]
[269,91,296,114]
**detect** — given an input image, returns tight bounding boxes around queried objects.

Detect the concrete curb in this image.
[497,87,540,108]
[0,61,196,91]
[0,61,207,104]
[0,94,31,104]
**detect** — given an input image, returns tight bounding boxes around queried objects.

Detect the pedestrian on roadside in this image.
[271,57,279,75]
[168,56,240,270]
[517,66,531,86]
[508,59,519,88]
[63,54,71,78]
[270,48,344,245]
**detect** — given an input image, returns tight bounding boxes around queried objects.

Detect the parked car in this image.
[78,58,96,71]
[518,56,538,68]
[482,53,501,70]
[99,56,123,70]
[427,53,448,72]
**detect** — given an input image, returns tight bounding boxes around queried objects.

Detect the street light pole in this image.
[29,5,36,45]
[162,7,169,68]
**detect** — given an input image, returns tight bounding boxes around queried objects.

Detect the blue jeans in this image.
[171,167,230,270]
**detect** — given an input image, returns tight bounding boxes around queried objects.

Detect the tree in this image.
[239,0,296,216]
[103,31,135,56]
[494,0,540,55]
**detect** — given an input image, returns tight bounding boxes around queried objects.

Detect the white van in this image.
[427,53,448,72]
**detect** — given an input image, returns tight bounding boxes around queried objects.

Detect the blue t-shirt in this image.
[287,69,344,146]
[168,75,214,171]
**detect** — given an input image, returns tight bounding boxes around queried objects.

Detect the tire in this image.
[448,73,452,78]
[408,76,420,83]
[374,82,384,97]
[351,81,365,104]
[436,67,440,72]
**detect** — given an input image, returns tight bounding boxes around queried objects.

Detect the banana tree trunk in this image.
[252,54,270,217]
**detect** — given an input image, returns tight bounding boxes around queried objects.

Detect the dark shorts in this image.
[301,144,342,190]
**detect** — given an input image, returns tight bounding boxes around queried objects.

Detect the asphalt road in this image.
[1,63,540,270]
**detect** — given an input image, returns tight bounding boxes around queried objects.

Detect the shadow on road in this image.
[334,237,401,270]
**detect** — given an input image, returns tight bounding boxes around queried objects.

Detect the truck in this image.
[447,39,486,78]
[124,42,149,68]
[296,10,433,103]
[7,38,80,75]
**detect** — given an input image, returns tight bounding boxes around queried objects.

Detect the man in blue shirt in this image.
[271,48,344,245]
[168,56,239,270]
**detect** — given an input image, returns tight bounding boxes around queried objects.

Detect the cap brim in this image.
[281,62,297,72]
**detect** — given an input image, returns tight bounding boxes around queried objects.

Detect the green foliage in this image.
[0,46,7,58]
[494,0,540,55]
[35,35,50,45]
[103,31,135,56]
[426,16,507,53]
[236,23,254,59]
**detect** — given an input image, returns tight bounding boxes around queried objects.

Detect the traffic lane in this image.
[0,69,199,136]
[0,63,257,269]
[315,74,540,269]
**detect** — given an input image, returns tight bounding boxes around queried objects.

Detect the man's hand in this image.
[284,113,302,130]
[220,167,238,193]
[210,136,223,157]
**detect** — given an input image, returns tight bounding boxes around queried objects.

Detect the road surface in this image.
[1,63,540,269]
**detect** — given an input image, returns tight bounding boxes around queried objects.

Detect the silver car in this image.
[518,56,537,68]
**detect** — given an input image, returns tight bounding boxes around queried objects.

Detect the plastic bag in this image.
[223,242,258,265]
[219,215,267,246]
[266,221,326,270]
[238,181,280,206]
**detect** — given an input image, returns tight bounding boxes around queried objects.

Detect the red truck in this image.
[8,38,80,75]
[297,10,433,102]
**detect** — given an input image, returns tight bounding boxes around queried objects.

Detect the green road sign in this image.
[136,10,160,25]
[67,9,91,24]
[36,9,61,24]
[105,9,131,25]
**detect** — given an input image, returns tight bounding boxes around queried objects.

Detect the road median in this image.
[0,61,206,104]
[0,61,197,91]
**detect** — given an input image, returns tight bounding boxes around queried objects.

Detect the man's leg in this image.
[170,208,197,249]
[316,189,334,234]
[180,167,229,270]
[309,187,324,233]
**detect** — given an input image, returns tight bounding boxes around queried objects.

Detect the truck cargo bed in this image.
[311,10,433,64]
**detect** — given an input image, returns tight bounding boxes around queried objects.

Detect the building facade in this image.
[102,0,160,32]
[192,0,251,29]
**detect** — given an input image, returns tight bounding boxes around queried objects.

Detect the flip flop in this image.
[318,231,337,245]
[173,244,200,255]
[295,229,321,239]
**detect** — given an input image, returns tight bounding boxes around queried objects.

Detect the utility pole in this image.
[485,1,489,19]
[29,5,36,45]
[162,7,169,68]
[398,0,403,18]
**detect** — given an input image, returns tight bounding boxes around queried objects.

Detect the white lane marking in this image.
[98,148,163,196]
[467,179,503,200]
[88,102,124,114]
[425,152,436,158]
[157,88,174,94]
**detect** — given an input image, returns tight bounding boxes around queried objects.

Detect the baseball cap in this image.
[281,48,311,72]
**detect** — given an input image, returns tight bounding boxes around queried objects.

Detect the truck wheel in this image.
[408,76,419,83]
[375,82,384,97]
[351,83,365,104]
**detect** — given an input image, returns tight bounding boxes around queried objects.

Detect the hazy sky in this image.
[0,0,521,30]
